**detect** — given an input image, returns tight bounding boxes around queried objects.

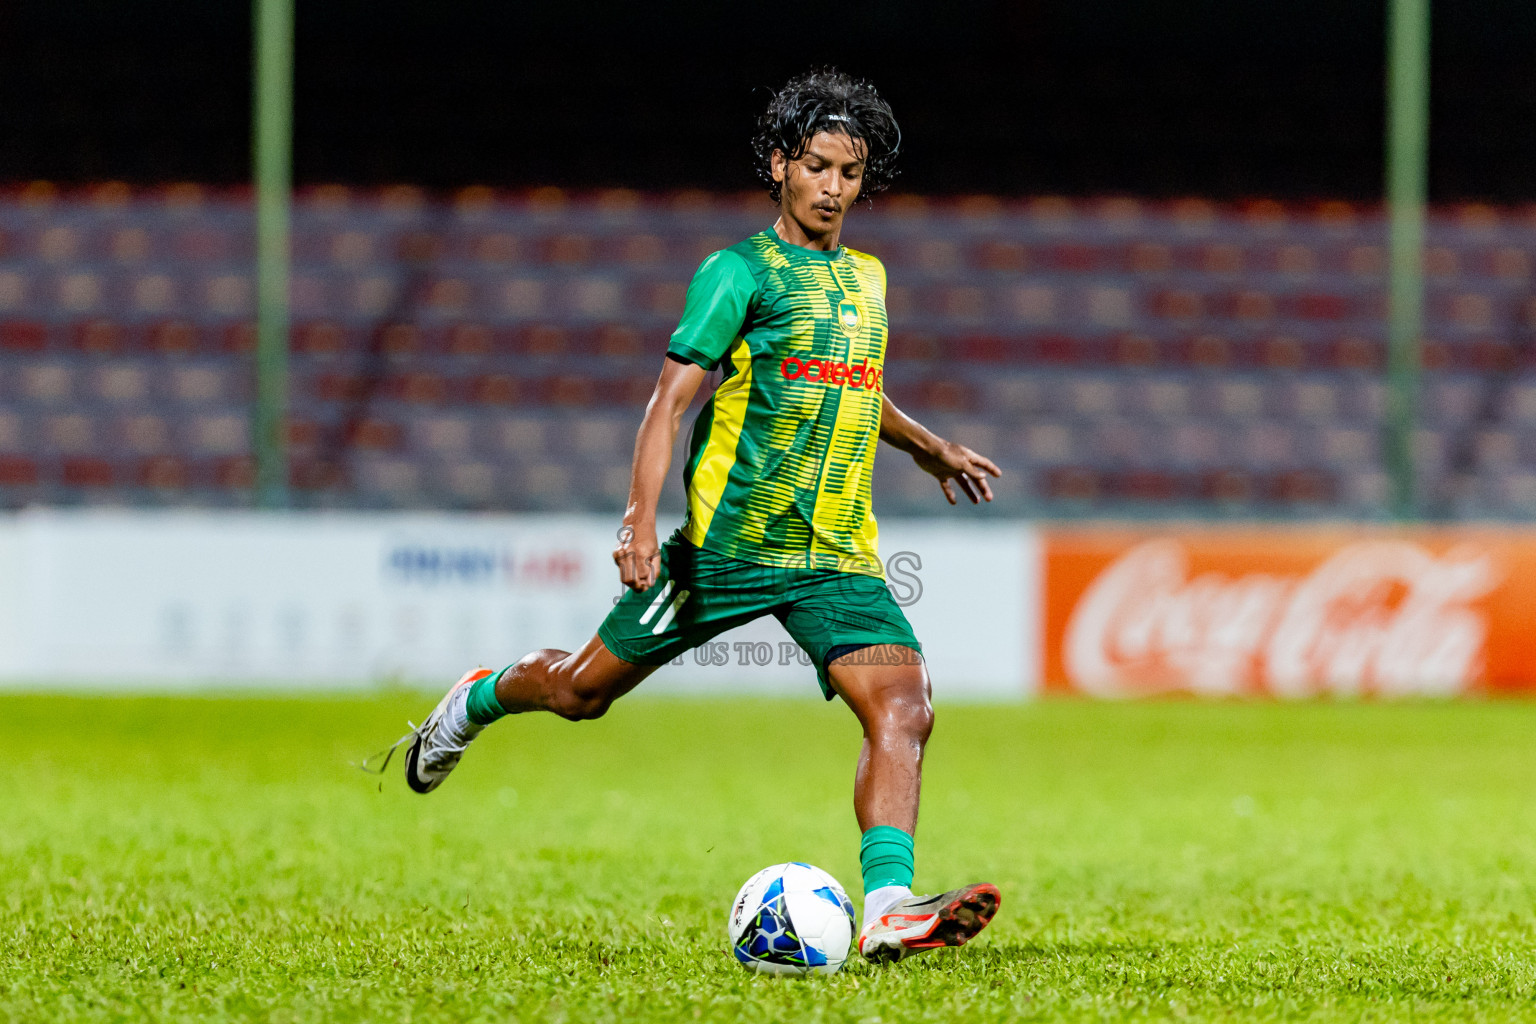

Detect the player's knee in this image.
[552,680,618,721]
[561,696,612,721]
[874,675,933,743]
[902,693,935,744]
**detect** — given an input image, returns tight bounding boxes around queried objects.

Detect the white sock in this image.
[446,684,482,739]
[861,884,913,931]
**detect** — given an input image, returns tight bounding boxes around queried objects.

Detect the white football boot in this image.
[858,883,1001,963]
[403,668,495,794]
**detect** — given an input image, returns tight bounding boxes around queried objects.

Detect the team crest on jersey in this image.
[837,300,862,337]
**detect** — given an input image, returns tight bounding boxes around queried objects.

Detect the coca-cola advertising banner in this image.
[1044,529,1536,698]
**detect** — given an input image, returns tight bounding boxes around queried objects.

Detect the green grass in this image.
[4,694,1536,1022]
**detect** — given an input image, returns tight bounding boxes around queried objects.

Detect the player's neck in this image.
[772,215,841,253]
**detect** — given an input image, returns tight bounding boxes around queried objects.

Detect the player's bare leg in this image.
[829,646,933,834]
[491,634,655,720]
[829,645,1001,962]
[399,636,653,793]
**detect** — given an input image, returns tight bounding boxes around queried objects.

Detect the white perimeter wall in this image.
[0,510,1039,699]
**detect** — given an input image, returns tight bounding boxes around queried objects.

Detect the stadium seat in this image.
[74,318,130,354]
[440,461,498,503]
[0,455,38,486]
[494,416,546,456]
[61,456,114,488]
[168,364,239,404]
[92,363,151,404]
[0,320,48,352]
[21,364,74,403]
[118,414,170,454]
[1044,466,1101,502]
[149,321,202,355]
[414,416,473,456]
[137,455,190,489]
[186,414,249,455]
[8,186,1536,515]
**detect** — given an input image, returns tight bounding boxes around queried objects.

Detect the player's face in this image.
[772,130,866,243]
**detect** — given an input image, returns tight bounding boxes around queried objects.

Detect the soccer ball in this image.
[728,862,856,975]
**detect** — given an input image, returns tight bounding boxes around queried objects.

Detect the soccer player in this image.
[395,69,1002,962]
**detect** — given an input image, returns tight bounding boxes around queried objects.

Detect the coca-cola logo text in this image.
[1062,539,1501,698]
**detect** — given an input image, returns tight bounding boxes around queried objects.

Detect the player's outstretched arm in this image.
[613,355,709,589]
[878,393,1000,505]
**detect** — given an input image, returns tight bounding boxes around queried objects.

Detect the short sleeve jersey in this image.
[667,228,889,577]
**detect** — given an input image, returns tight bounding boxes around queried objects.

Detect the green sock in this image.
[860,825,915,894]
[464,667,510,726]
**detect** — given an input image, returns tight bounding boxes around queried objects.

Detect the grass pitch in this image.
[4,694,1536,1022]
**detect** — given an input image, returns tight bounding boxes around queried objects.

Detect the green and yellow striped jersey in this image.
[666,228,889,577]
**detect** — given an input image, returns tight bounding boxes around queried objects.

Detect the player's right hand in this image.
[612,523,661,591]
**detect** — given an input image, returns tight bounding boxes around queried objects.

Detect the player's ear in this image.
[770,148,787,184]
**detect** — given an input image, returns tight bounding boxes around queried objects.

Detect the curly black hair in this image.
[752,69,901,205]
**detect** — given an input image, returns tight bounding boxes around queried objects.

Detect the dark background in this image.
[2,0,1533,200]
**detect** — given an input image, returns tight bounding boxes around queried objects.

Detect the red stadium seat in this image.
[971,240,1029,272]
[1259,335,1309,370]
[137,455,190,489]
[221,322,256,353]
[396,231,444,263]
[1329,336,1381,371]
[1,320,49,353]
[1270,469,1335,504]
[293,321,351,357]
[213,456,256,490]
[347,418,403,451]
[1024,334,1077,365]
[1117,469,1181,502]
[522,325,569,356]
[446,323,496,356]
[394,371,448,405]
[917,380,975,412]
[1044,467,1100,501]
[150,320,202,355]
[284,418,323,454]
[1289,292,1353,321]
[62,457,114,487]
[886,334,941,361]
[470,373,520,405]
[595,324,645,358]
[593,377,655,407]
[544,234,594,265]
[290,459,344,491]
[1200,469,1255,503]
[546,375,596,406]
[74,318,130,354]
[1150,288,1204,322]
[313,372,370,403]
[0,456,38,486]
[378,323,420,359]
[471,232,520,265]
[1112,333,1160,367]
[1468,339,1514,372]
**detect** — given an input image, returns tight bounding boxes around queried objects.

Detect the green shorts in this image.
[597,534,923,699]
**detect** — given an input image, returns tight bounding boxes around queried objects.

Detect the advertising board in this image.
[0,511,1036,698]
[1043,528,1536,698]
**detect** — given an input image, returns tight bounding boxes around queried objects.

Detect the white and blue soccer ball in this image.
[728,862,856,975]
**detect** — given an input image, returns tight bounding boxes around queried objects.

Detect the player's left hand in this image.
[912,441,1001,505]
